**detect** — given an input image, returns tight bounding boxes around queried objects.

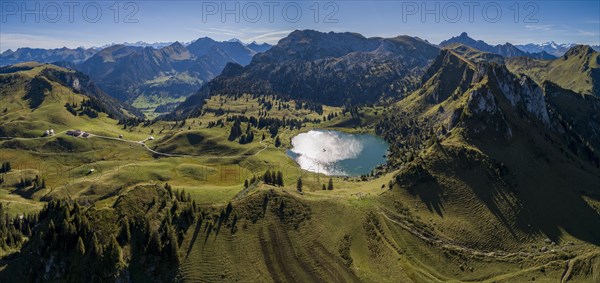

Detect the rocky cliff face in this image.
[490,66,550,126]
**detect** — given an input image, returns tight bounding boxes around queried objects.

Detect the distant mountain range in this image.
[3,31,599,119]
[516,41,600,57]
[0,47,97,66]
[438,33,600,58]
[75,38,272,110]
[0,39,272,67]
[94,41,179,50]
[439,32,556,59]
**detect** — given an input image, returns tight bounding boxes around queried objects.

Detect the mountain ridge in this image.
[0,47,98,66]
[440,32,556,60]
[506,44,600,96]
[76,37,273,112]
[170,30,441,119]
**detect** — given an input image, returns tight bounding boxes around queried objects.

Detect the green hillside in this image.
[0,50,599,282]
[507,45,600,96]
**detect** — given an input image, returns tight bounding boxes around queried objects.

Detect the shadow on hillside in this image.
[454,162,600,246]
[460,174,521,239]
[396,163,445,217]
[24,76,51,109]
[185,217,204,259]
[185,132,206,145]
[458,145,600,246]
[407,181,445,217]
[513,184,600,246]
[13,186,37,199]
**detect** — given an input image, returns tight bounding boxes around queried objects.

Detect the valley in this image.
[0,29,599,282]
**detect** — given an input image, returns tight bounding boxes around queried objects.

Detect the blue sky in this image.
[1,1,599,52]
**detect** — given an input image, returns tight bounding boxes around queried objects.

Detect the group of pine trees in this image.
[295,101,324,115]
[80,98,110,118]
[262,170,284,187]
[228,118,256,144]
[64,102,78,116]
[323,112,339,121]
[0,203,37,251]
[17,175,46,190]
[118,117,145,128]
[19,200,129,279]
[376,112,439,168]
[227,114,312,135]
[214,107,226,116]
[0,161,11,173]
[1,183,200,280]
[228,114,315,146]
[221,113,326,148]
[322,178,334,190]
[296,178,335,192]
[342,106,363,127]
[216,94,325,116]
[207,119,224,128]
[0,162,11,184]
[228,119,243,141]
[64,100,100,118]
[258,98,273,111]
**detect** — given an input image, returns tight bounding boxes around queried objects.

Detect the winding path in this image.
[1,131,270,160]
[90,133,269,159]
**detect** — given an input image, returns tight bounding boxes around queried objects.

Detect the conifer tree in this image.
[166,227,180,265]
[275,136,281,147]
[117,221,131,246]
[296,178,303,192]
[91,233,102,256]
[148,230,162,255]
[106,237,123,269]
[76,236,86,255]
[276,171,284,187]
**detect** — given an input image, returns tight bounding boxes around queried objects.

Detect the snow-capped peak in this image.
[227,38,243,44]
[542,41,558,48]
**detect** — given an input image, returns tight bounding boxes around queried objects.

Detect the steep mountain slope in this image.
[0,62,139,137]
[543,81,600,151]
[506,45,600,96]
[440,32,556,59]
[170,30,440,118]
[377,50,600,254]
[0,47,97,66]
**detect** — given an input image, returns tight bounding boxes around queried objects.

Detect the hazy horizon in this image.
[1,0,598,52]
